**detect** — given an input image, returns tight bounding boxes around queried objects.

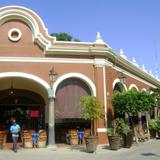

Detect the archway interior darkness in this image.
[113,82,125,93]
[113,82,126,119]
[55,78,91,143]
[0,89,45,142]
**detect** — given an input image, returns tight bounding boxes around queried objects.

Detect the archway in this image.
[0,89,45,139]
[129,84,139,91]
[113,82,126,93]
[0,76,48,143]
[112,81,126,120]
[55,77,92,143]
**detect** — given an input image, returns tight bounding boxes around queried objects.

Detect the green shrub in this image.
[156,120,160,130]
[148,119,157,130]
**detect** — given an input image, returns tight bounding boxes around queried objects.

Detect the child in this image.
[77,129,84,145]
[32,132,39,148]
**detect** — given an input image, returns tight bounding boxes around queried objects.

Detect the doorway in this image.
[0,89,45,142]
[55,77,91,143]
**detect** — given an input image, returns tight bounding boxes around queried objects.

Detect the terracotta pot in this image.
[108,135,121,150]
[149,129,156,138]
[157,130,160,139]
[122,132,133,148]
[85,136,98,153]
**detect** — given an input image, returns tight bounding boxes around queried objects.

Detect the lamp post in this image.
[49,67,58,89]
[48,66,57,149]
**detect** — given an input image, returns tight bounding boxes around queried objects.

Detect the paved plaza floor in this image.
[0,139,160,160]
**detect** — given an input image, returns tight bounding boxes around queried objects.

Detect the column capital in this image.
[48,88,53,97]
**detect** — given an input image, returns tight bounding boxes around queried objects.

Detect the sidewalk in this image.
[0,139,160,160]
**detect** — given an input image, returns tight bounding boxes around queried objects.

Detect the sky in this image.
[0,0,160,77]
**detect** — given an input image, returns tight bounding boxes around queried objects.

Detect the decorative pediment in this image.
[0,6,55,52]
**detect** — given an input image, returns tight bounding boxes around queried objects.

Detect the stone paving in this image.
[0,139,160,160]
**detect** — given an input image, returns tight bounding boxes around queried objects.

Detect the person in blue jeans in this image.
[10,119,21,152]
[77,130,84,145]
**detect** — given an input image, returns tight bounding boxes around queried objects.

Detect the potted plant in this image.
[107,118,122,150]
[148,119,157,138]
[80,95,104,153]
[121,122,133,148]
[107,118,131,150]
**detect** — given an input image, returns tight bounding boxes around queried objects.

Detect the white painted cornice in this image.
[94,58,106,67]
[0,56,158,87]
[0,6,159,89]
[111,52,160,87]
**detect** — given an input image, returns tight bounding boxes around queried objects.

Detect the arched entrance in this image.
[0,89,45,130]
[55,77,92,143]
[0,76,48,143]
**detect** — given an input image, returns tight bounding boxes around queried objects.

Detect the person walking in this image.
[10,119,21,152]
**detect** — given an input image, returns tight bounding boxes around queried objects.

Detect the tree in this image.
[50,32,80,41]
[111,90,156,116]
[150,87,160,107]
[80,96,103,136]
[149,87,160,119]
[137,91,155,112]
[111,90,156,141]
[111,90,156,129]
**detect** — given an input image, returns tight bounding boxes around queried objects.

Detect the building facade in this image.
[0,6,160,146]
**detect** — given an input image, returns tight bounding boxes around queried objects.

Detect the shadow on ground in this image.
[141,152,160,157]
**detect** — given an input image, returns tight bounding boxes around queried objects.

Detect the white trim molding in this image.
[94,58,106,67]
[97,128,107,133]
[0,72,50,95]
[0,56,157,90]
[112,78,127,91]
[8,28,21,42]
[141,88,147,91]
[53,72,96,97]
[103,67,107,121]
[129,84,139,91]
